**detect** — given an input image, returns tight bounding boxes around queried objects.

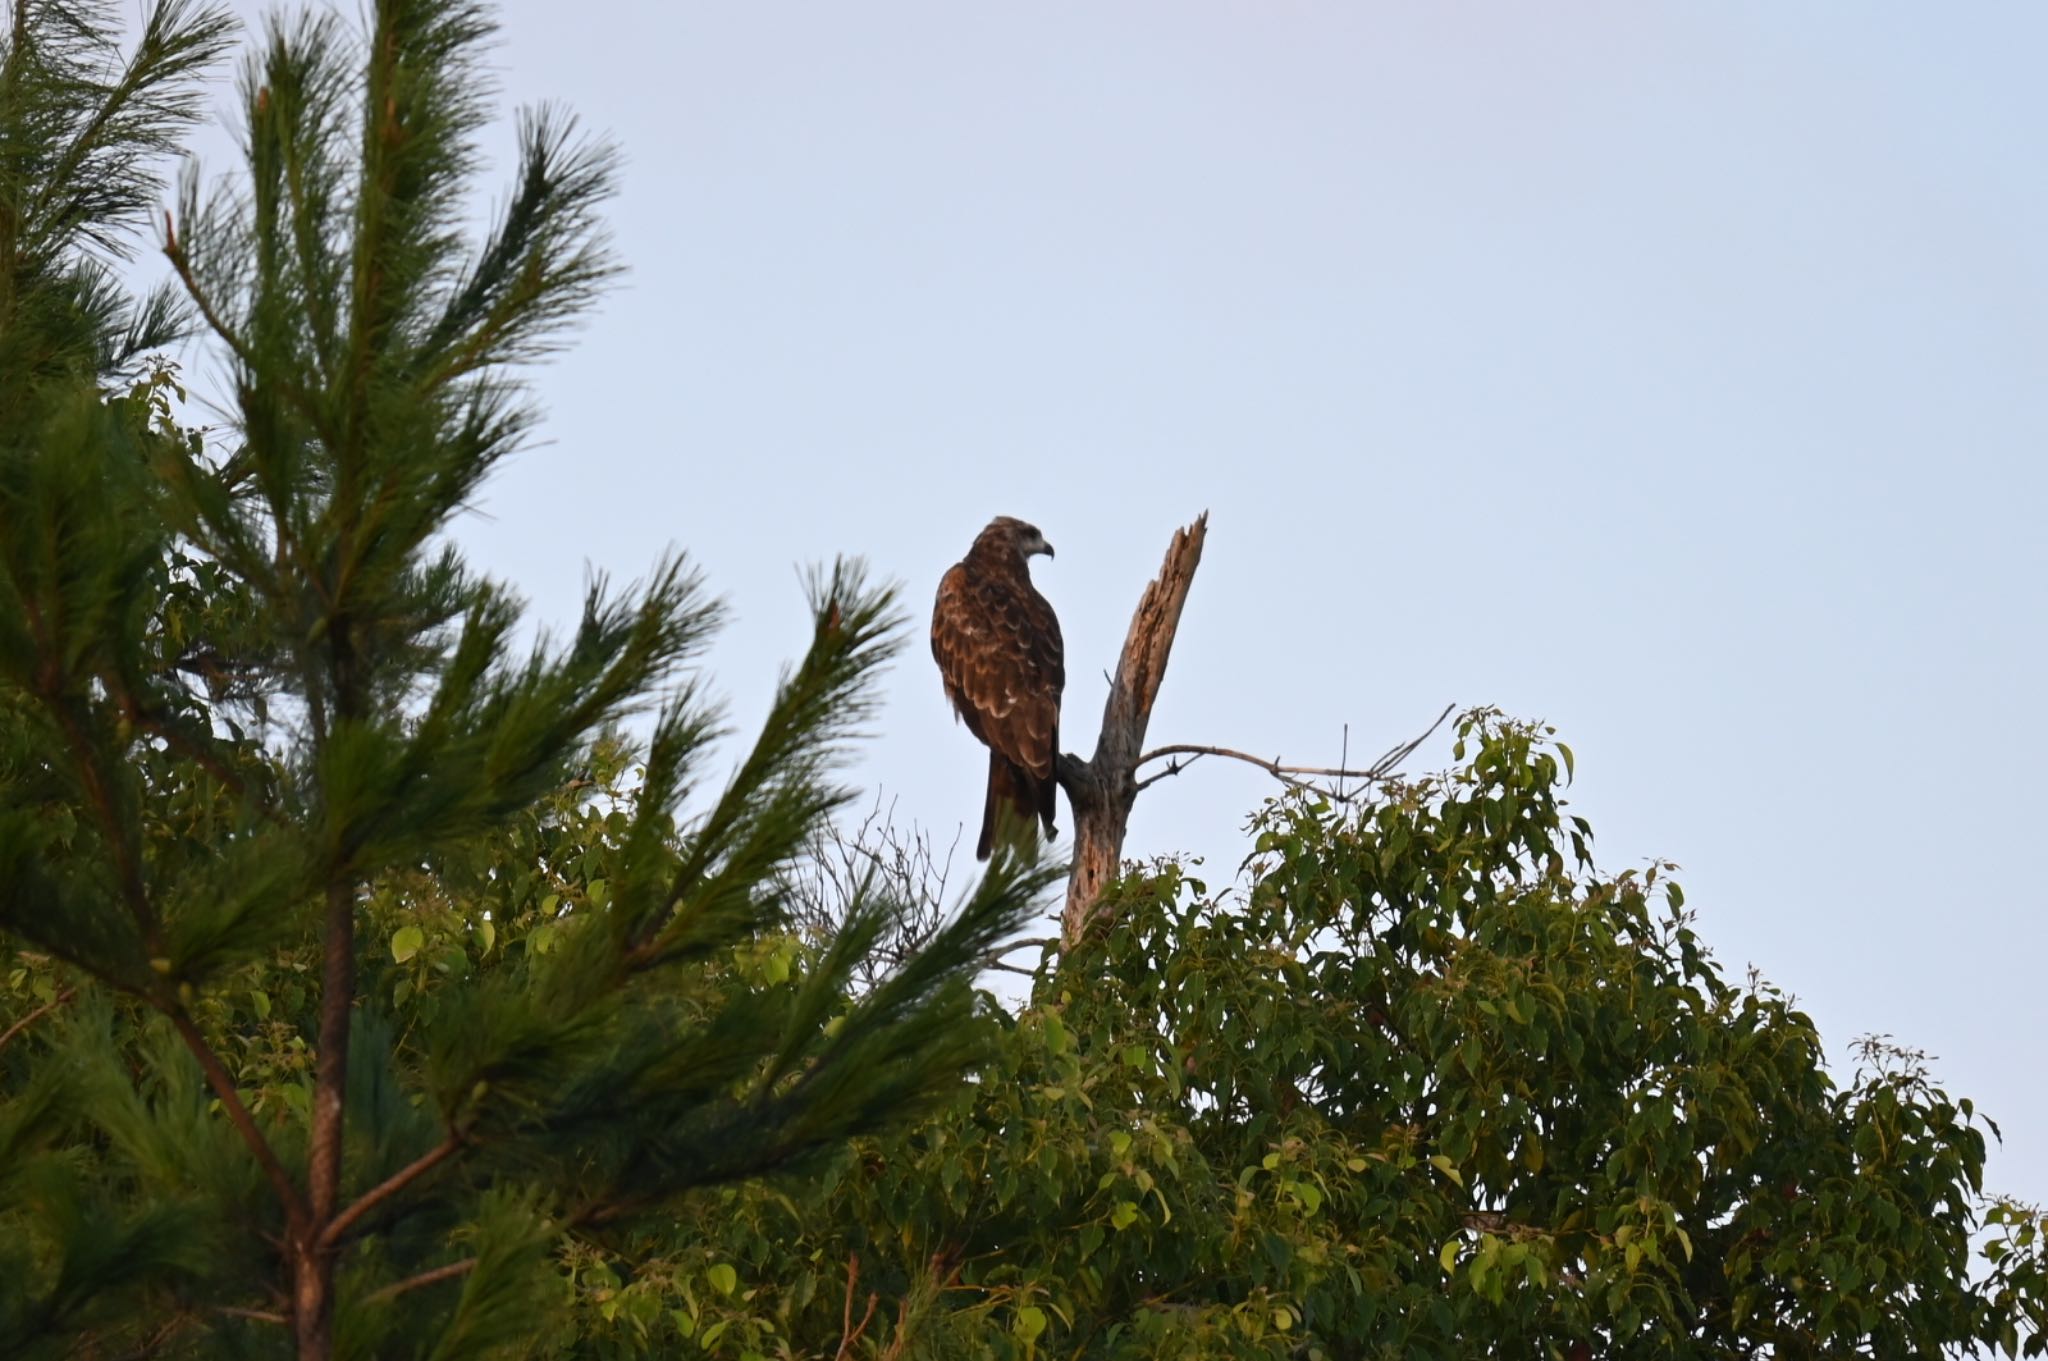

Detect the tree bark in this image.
[1055,513,1208,947]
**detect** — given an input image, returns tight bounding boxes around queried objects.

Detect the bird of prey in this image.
[931,516,1066,860]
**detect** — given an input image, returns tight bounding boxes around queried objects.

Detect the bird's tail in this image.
[979,752,1056,860]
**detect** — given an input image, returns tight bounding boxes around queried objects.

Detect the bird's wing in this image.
[931,560,1063,780]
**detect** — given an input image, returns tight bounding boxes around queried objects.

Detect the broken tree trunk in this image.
[1055,512,1208,947]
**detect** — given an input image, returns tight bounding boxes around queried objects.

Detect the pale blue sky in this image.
[170,5,2047,1205]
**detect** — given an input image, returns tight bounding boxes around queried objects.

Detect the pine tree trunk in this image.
[292,1247,333,1361]
[1056,514,1207,946]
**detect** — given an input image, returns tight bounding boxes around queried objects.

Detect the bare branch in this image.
[0,987,76,1055]
[1134,704,1455,802]
[1006,514,1446,945]
[1135,747,1308,796]
[779,797,961,993]
[1364,702,1457,774]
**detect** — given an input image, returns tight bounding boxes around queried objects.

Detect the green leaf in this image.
[390,925,424,963]
[1429,1154,1464,1188]
[1440,1239,1460,1273]
[707,1263,738,1296]
[1014,1305,1048,1343]
[1110,1200,1140,1231]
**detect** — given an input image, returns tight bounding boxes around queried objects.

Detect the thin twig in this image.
[1137,742,1389,784]
[163,224,257,371]
[1133,747,1299,795]
[363,1256,478,1305]
[215,1305,288,1324]
[0,987,76,1055]
[1135,704,1457,799]
[1368,702,1456,772]
[1338,722,1349,804]
[319,1132,464,1249]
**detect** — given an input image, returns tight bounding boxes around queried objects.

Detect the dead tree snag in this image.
[1055,514,1208,946]
[1050,515,1453,948]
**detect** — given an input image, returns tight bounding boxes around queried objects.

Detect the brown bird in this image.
[931,516,1066,860]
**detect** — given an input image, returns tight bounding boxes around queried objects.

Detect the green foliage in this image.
[593,713,2044,1360]
[0,0,236,385]
[3,0,2042,1356]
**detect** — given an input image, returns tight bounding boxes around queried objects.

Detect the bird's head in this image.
[985,515,1054,562]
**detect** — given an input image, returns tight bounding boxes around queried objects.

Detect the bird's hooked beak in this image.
[1040,541,1055,560]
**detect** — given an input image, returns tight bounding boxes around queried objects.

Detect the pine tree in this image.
[0,2,1049,1356]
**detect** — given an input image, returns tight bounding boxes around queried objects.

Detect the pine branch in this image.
[161,219,257,371]
[31,0,238,261]
[46,693,155,938]
[362,1256,477,1304]
[121,695,287,827]
[162,213,332,463]
[319,1131,463,1249]
[167,1007,309,1235]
